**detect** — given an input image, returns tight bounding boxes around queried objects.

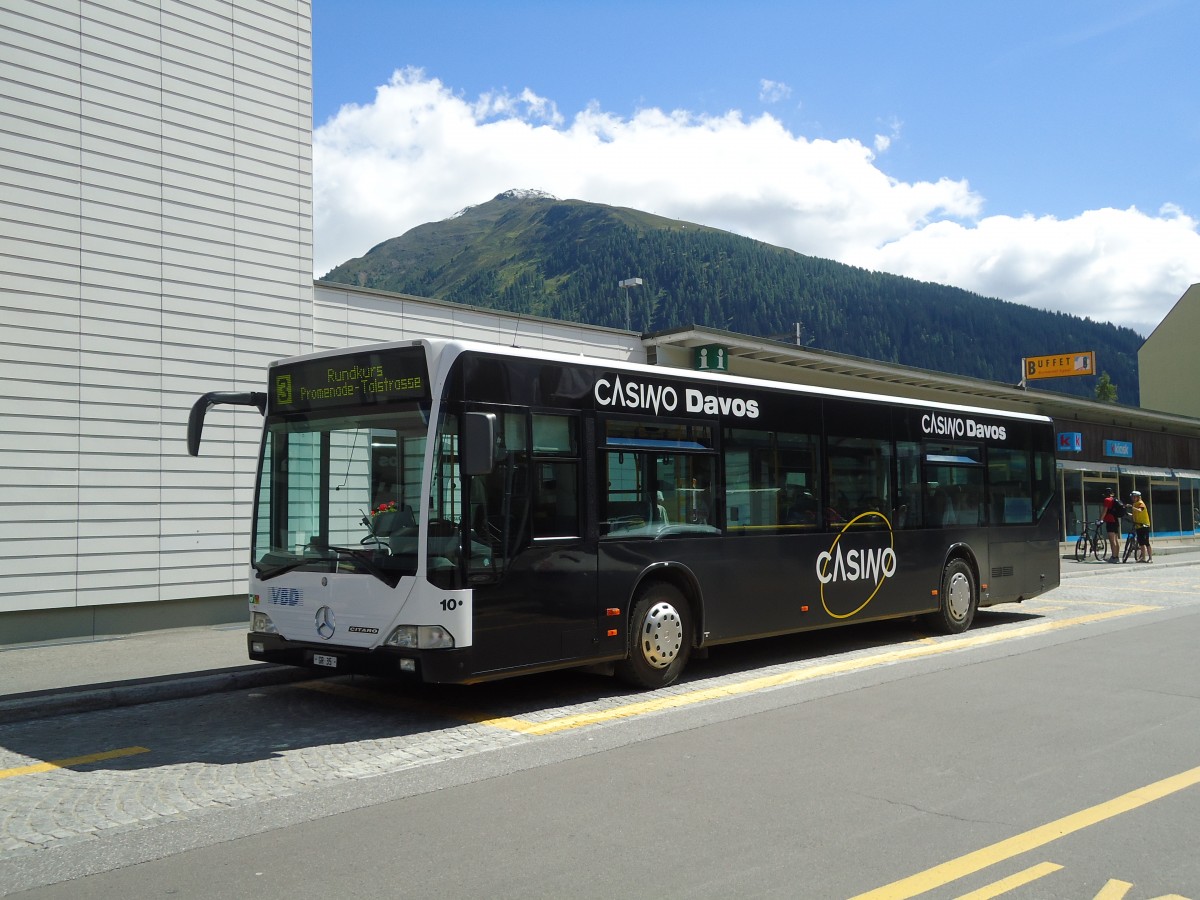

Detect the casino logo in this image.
[815,511,898,619]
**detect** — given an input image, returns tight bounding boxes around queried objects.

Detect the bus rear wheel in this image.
[615,583,692,689]
[928,558,977,634]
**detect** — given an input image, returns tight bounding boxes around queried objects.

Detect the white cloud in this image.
[759,79,792,104]
[473,87,563,125]
[873,116,902,154]
[313,68,1200,335]
[855,205,1200,336]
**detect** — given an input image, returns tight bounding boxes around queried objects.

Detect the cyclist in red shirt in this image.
[1100,487,1121,562]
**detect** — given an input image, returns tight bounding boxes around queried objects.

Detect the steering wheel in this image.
[427,518,459,537]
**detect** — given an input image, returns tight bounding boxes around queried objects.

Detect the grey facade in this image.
[1,0,313,641]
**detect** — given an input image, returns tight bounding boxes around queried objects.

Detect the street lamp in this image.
[619,277,642,331]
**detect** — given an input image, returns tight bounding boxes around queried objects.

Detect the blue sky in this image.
[311,0,1200,336]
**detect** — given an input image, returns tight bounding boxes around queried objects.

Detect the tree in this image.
[1095,372,1118,403]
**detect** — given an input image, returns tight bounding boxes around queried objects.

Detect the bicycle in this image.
[1073,519,1107,562]
[1121,524,1138,563]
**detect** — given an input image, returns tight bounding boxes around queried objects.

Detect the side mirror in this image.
[461,412,497,476]
[187,391,267,456]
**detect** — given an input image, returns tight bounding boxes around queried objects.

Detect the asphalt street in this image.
[1,542,1198,898]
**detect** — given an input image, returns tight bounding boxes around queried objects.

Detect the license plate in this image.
[312,654,339,668]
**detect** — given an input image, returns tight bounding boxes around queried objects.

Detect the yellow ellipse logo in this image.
[815,511,897,619]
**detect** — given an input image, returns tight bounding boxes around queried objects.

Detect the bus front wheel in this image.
[615,583,692,689]
[929,558,977,634]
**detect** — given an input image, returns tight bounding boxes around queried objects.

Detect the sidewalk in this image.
[0,623,309,725]
[1059,536,1200,577]
[4,542,1199,726]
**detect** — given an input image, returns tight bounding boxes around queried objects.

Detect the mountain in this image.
[323,190,1143,404]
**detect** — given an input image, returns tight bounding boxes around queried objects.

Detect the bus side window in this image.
[827,435,891,528]
[933,485,958,525]
[533,461,579,537]
[467,410,533,559]
[530,414,579,538]
[926,471,985,527]
[723,427,819,533]
[895,441,922,529]
[988,446,1037,525]
[602,449,645,533]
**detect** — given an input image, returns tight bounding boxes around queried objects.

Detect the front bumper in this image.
[248,633,474,683]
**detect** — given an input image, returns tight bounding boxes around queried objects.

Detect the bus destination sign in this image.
[270,348,430,413]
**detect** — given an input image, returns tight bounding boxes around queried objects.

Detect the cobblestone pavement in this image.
[2,562,1198,870]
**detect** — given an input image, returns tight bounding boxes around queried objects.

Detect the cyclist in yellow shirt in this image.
[1129,491,1152,563]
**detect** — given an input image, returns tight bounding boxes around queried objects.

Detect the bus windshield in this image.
[253,407,430,583]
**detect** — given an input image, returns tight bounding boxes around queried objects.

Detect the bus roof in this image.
[269,337,1052,425]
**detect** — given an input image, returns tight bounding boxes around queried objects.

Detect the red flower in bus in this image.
[371,501,397,518]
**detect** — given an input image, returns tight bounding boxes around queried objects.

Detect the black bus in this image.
[188,338,1060,688]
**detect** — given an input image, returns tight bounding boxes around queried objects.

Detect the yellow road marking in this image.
[1113,586,1200,596]
[1094,879,1134,899]
[849,762,1200,900]
[298,604,1156,737]
[474,604,1156,735]
[1050,599,1155,607]
[954,861,1062,899]
[0,746,150,781]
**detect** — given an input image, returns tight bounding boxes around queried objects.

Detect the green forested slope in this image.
[324,190,1142,403]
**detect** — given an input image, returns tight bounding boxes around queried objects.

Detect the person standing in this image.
[1130,491,1152,562]
[1100,487,1121,562]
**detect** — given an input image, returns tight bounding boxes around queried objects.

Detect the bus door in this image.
[597,417,720,614]
[459,409,599,673]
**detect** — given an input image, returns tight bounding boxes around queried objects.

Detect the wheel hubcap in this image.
[947,571,971,621]
[639,601,684,669]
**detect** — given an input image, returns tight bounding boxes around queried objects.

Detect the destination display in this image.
[269,347,430,413]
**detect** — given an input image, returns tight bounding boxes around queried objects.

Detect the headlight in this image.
[386,625,418,648]
[251,612,277,634]
[384,624,455,649]
[418,625,455,648]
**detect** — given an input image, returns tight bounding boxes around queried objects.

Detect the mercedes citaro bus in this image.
[188,338,1060,688]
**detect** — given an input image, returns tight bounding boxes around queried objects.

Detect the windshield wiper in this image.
[253,553,331,581]
[326,546,402,588]
[253,547,402,586]
[256,560,306,580]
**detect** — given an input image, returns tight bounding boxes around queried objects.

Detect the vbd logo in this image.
[269,586,302,607]
[815,511,898,619]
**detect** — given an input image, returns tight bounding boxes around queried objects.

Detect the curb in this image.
[0,664,314,726]
[1059,553,1199,579]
